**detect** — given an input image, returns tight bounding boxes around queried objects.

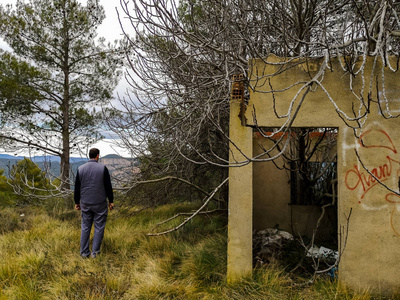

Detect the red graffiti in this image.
[386,193,400,204]
[359,129,397,153]
[345,129,400,198]
[345,156,395,199]
[345,129,400,236]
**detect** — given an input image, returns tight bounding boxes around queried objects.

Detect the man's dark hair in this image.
[89,148,100,159]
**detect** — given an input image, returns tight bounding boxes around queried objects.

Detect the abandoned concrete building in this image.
[228,55,400,293]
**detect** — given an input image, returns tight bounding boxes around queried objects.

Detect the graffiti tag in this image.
[344,129,400,236]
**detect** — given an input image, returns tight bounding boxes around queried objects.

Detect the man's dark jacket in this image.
[74,159,113,205]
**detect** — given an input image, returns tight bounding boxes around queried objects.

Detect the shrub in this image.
[9,158,53,204]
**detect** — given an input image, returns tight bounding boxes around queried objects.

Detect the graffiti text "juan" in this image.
[345,156,397,199]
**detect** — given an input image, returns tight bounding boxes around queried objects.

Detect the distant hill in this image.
[0,154,25,160]
[0,157,85,178]
[0,154,87,163]
[0,154,139,182]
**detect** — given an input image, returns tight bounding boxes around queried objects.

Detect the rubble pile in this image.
[253,228,294,265]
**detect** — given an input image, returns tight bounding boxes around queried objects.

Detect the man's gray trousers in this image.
[80,202,108,257]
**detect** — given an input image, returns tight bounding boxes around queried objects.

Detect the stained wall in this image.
[228,55,400,292]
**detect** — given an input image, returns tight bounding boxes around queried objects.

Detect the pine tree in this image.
[0,0,123,190]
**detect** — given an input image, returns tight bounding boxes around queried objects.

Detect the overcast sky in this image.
[0,0,133,157]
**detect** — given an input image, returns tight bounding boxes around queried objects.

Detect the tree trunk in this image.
[60,127,70,190]
[60,7,70,192]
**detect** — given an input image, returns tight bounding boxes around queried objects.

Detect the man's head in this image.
[89,148,100,160]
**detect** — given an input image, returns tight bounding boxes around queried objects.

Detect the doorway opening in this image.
[252,127,338,271]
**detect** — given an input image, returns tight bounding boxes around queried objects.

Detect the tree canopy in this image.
[105,0,400,205]
[0,0,123,190]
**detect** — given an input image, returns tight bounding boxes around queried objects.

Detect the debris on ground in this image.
[306,245,338,265]
[253,228,294,266]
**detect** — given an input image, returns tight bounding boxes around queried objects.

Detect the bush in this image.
[9,158,53,205]
[0,168,16,206]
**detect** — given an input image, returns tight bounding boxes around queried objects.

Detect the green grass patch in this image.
[0,201,384,299]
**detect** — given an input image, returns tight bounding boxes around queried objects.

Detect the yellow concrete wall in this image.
[233,55,400,292]
[252,134,291,232]
[227,86,253,282]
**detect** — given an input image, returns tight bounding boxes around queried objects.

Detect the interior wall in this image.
[252,131,336,240]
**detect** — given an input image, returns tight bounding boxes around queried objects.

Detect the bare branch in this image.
[147,177,228,236]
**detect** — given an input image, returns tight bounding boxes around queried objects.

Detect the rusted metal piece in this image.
[231,74,247,126]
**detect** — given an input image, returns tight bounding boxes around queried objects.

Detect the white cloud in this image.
[0,138,131,158]
[88,139,131,157]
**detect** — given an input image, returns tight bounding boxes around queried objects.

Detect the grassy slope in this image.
[0,202,384,300]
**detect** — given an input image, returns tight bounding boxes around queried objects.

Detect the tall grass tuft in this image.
[180,234,227,284]
[0,207,33,234]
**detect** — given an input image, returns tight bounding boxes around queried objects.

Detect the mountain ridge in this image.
[0,154,137,179]
[0,154,127,162]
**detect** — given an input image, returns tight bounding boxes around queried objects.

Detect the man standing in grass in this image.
[74,148,114,258]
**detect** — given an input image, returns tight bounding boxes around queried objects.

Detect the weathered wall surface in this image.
[228,54,400,292]
[252,134,290,231]
[227,84,253,282]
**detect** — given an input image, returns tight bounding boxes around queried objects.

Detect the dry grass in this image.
[0,201,393,299]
